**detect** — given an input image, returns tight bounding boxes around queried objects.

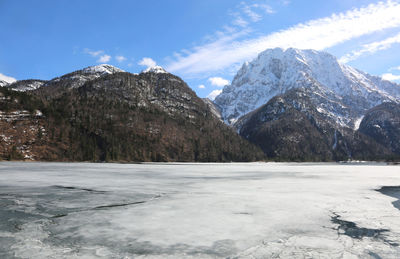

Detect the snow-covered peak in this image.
[82,64,125,75]
[0,80,9,87]
[215,47,400,126]
[142,66,168,74]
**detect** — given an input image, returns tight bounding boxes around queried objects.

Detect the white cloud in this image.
[138,57,157,68]
[167,1,400,76]
[116,55,127,62]
[207,89,222,100]
[84,48,103,57]
[389,66,400,71]
[98,54,111,63]
[198,84,206,89]
[0,73,17,83]
[208,77,230,87]
[340,32,400,63]
[84,48,112,63]
[382,73,400,82]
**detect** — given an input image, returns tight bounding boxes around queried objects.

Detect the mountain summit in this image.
[215,48,400,127]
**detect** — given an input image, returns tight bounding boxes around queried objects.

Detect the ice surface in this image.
[0,162,400,258]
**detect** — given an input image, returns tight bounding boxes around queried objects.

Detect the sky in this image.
[1,0,400,99]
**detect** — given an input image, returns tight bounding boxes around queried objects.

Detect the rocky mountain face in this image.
[215,48,400,161]
[237,88,393,161]
[359,102,400,155]
[0,65,264,162]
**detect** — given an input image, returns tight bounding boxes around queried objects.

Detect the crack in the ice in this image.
[51,194,163,218]
[53,185,107,193]
[94,201,147,210]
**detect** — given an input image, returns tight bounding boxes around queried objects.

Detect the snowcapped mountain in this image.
[6,64,125,92]
[215,48,400,127]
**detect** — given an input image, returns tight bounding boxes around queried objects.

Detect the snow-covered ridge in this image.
[215,47,400,127]
[142,66,168,74]
[11,81,45,92]
[81,64,125,75]
[7,64,126,92]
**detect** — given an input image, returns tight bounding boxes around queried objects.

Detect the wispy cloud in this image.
[382,73,400,82]
[230,1,275,28]
[208,77,230,87]
[207,89,222,100]
[84,48,103,57]
[0,73,16,83]
[232,15,249,27]
[340,32,400,63]
[84,48,112,63]
[389,66,400,71]
[251,2,275,15]
[280,0,290,6]
[116,55,127,62]
[198,84,205,89]
[138,57,157,68]
[242,4,262,22]
[167,1,400,77]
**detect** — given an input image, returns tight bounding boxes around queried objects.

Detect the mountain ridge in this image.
[0,65,264,162]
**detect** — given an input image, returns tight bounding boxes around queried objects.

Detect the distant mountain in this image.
[215,48,400,161]
[0,65,264,162]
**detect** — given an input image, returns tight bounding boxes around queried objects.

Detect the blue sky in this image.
[1,0,400,99]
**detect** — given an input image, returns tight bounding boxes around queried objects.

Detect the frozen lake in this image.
[1,162,400,258]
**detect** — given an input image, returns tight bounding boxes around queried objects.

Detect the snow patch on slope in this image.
[0,80,9,87]
[8,81,46,92]
[82,64,125,75]
[142,66,168,74]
